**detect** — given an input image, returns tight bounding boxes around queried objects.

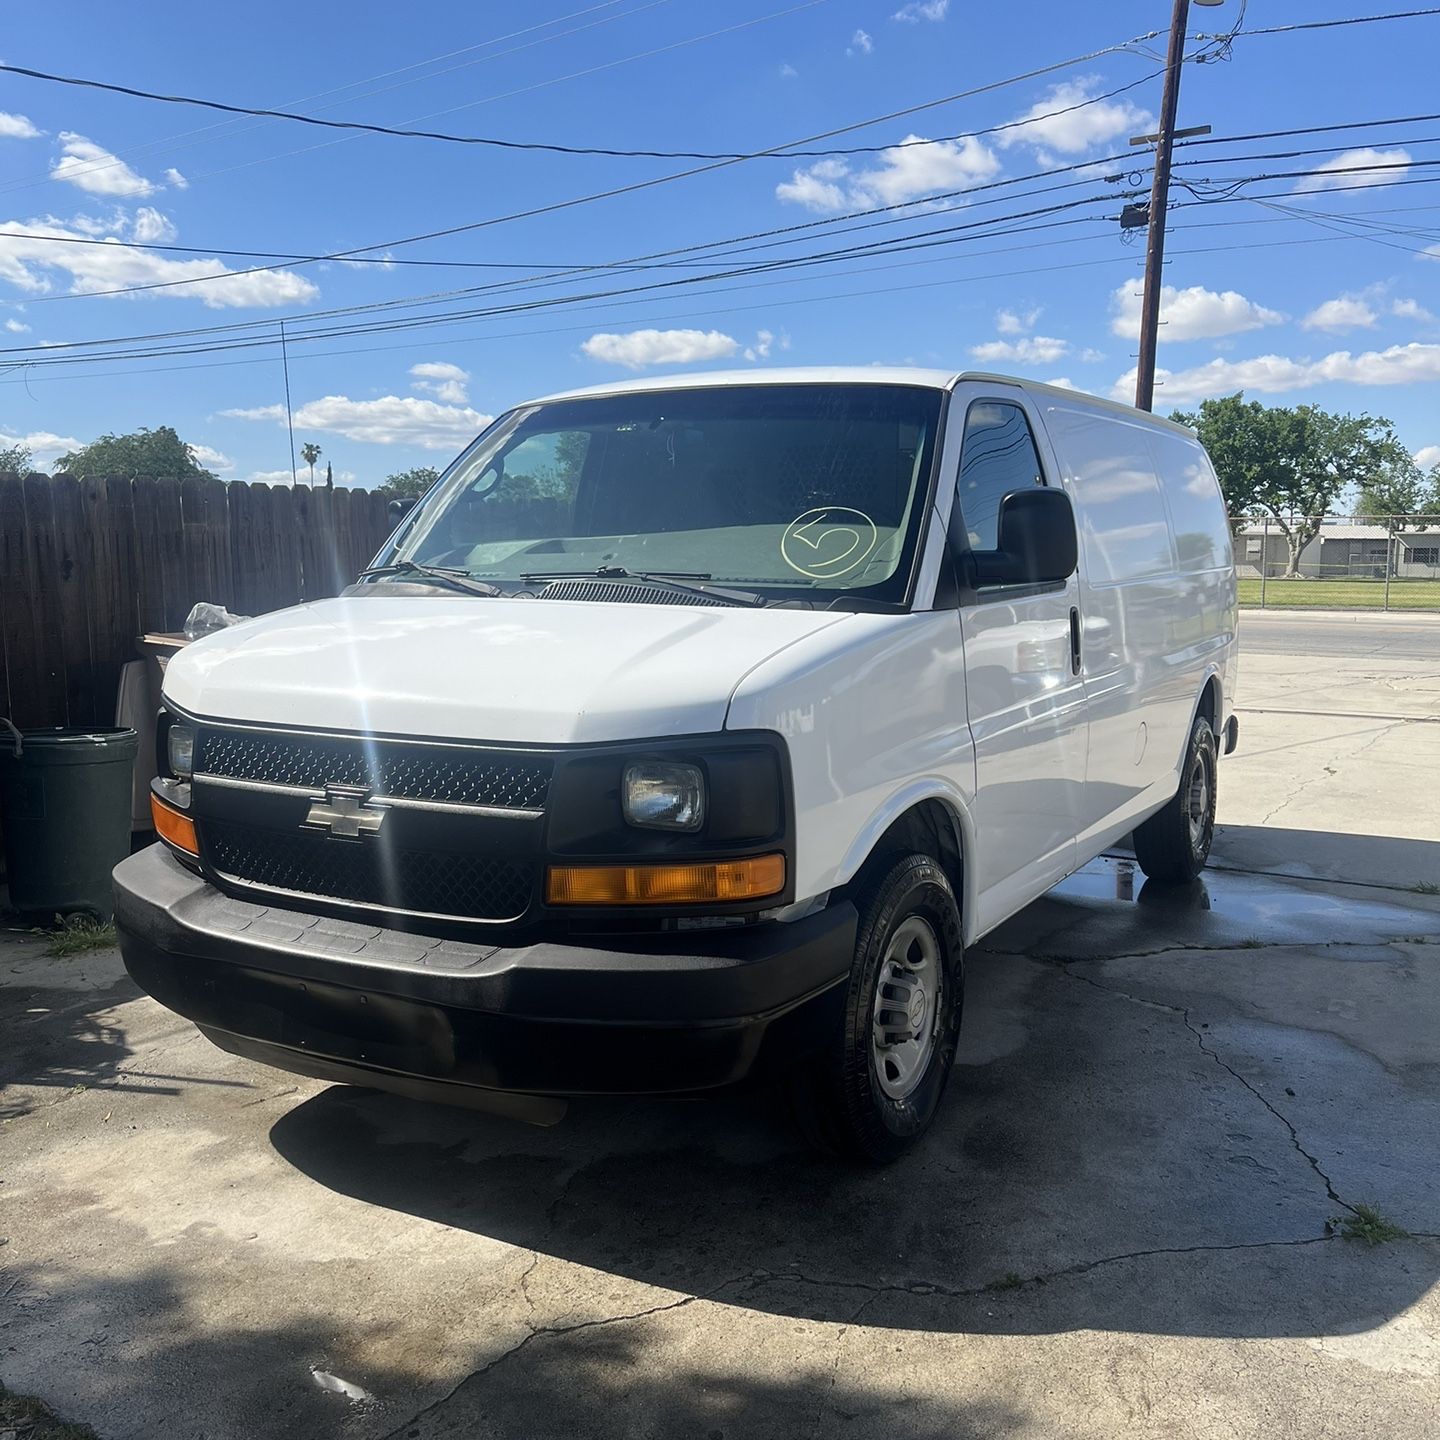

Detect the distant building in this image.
[1234,519,1440,579]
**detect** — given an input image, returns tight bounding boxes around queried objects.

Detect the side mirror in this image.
[969,487,1078,587]
[387,496,418,525]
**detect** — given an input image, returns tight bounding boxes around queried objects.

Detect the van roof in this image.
[529,366,1199,437]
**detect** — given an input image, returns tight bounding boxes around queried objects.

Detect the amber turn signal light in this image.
[151,790,199,856]
[547,854,785,906]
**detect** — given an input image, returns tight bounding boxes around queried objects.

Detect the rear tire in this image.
[1134,714,1217,883]
[790,853,963,1163]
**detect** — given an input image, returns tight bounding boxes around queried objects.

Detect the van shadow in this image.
[269,852,1440,1341]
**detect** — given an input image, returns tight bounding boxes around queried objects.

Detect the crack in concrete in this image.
[1056,965,1353,1211]
[739,1234,1346,1310]
[377,1272,749,1440]
[976,933,1437,968]
[1260,717,1409,827]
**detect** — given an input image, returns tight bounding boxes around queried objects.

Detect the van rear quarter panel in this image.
[1033,396,1236,851]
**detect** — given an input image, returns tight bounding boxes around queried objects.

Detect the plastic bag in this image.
[183,602,254,641]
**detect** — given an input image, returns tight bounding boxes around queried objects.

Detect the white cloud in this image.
[246,466,359,486]
[4,317,28,332]
[1111,342,1440,405]
[1414,445,1440,471]
[410,360,470,404]
[779,63,798,78]
[224,395,493,450]
[996,306,1041,335]
[892,0,949,20]
[1302,295,1378,333]
[190,444,234,472]
[581,327,739,369]
[1393,298,1434,322]
[1046,376,1079,391]
[999,78,1152,163]
[776,134,999,213]
[164,168,188,190]
[1302,148,1412,193]
[970,335,1071,365]
[775,157,849,211]
[1110,282,1285,342]
[847,29,873,56]
[50,133,164,198]
[1423,245,1440,263]
[0,428,83,468]
[130,206,177,245]
[0,214,319,307]
[0,112,41,140]
[743,328,790,361]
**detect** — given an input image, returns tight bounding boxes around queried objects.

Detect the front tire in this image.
[791,854,963,1163]
[1133,714,1218,883]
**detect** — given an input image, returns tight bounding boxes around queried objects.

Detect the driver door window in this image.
[955,401,1046,559]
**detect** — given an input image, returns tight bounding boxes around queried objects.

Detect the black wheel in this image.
[1133,714,1218,883]
[790,853,964,1163]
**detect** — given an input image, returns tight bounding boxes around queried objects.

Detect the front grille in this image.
[204,819,534,921]
[197,729,551,810]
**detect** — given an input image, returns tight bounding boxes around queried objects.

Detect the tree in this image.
[376,466,440,499]
[56,426,215,481]
[300,442,322,486]
[1172,395,1415,576]
[0,440,32,474]
[1355,455,1440,526]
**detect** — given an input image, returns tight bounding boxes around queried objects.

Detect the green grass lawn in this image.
[1238,577,1440,610]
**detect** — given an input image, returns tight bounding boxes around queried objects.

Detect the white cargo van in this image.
[116,369,1238,1159]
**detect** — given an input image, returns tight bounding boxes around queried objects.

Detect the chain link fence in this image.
[1232,514,1440,611]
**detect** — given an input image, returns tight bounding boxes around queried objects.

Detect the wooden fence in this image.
[0,474,396,731]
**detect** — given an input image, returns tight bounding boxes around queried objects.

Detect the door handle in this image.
[1069,606,1082,675]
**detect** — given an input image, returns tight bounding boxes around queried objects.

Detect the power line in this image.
[2,221,1419,391]
[6,146,1148,304]
[1174,110,1440,150]
[12,110,1437,286]
[3,34,1170,306]
[4,161,1147,357]
[3,194,1134,368]
[9,155,1437,368]
[1211,7,1440,40]
[0,0,668,199]
[7,151,1434,370]
[0,52,1158,164]
[0,5,860,163]
[17,169,1439,376]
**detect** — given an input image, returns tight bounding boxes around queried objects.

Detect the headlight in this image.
[622,761,705,832]
[167,723,195,778]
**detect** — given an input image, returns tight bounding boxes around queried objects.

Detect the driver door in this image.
[948,384,1089,935]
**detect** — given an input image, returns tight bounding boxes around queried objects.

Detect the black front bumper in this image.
[113,845,854,1105]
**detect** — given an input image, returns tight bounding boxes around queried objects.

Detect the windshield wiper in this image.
[358,560,502,597]
[518,566,766,607]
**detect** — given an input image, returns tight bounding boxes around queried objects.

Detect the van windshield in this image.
[390,383,944,606]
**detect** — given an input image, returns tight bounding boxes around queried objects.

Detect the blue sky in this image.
[2,0,1439,485]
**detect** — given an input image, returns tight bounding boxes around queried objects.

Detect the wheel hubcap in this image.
[871,915,943,1101]
[1188,751,1213,853]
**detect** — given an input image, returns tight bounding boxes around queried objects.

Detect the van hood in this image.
[162,595,852,744]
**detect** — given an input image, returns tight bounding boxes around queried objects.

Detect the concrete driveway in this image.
[3,611,1438,1439]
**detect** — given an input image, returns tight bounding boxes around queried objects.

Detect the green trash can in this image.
[0,725,141,920]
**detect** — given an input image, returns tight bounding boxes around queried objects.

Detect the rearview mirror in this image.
[969,487,1078,587]
[387,496,418,525]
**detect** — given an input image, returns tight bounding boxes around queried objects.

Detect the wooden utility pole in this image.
[1134,0,1197,413]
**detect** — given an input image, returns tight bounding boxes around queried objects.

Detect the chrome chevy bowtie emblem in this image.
[304,784,387,840]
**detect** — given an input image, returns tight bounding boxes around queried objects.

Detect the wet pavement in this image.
[2,839,1438,1440]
